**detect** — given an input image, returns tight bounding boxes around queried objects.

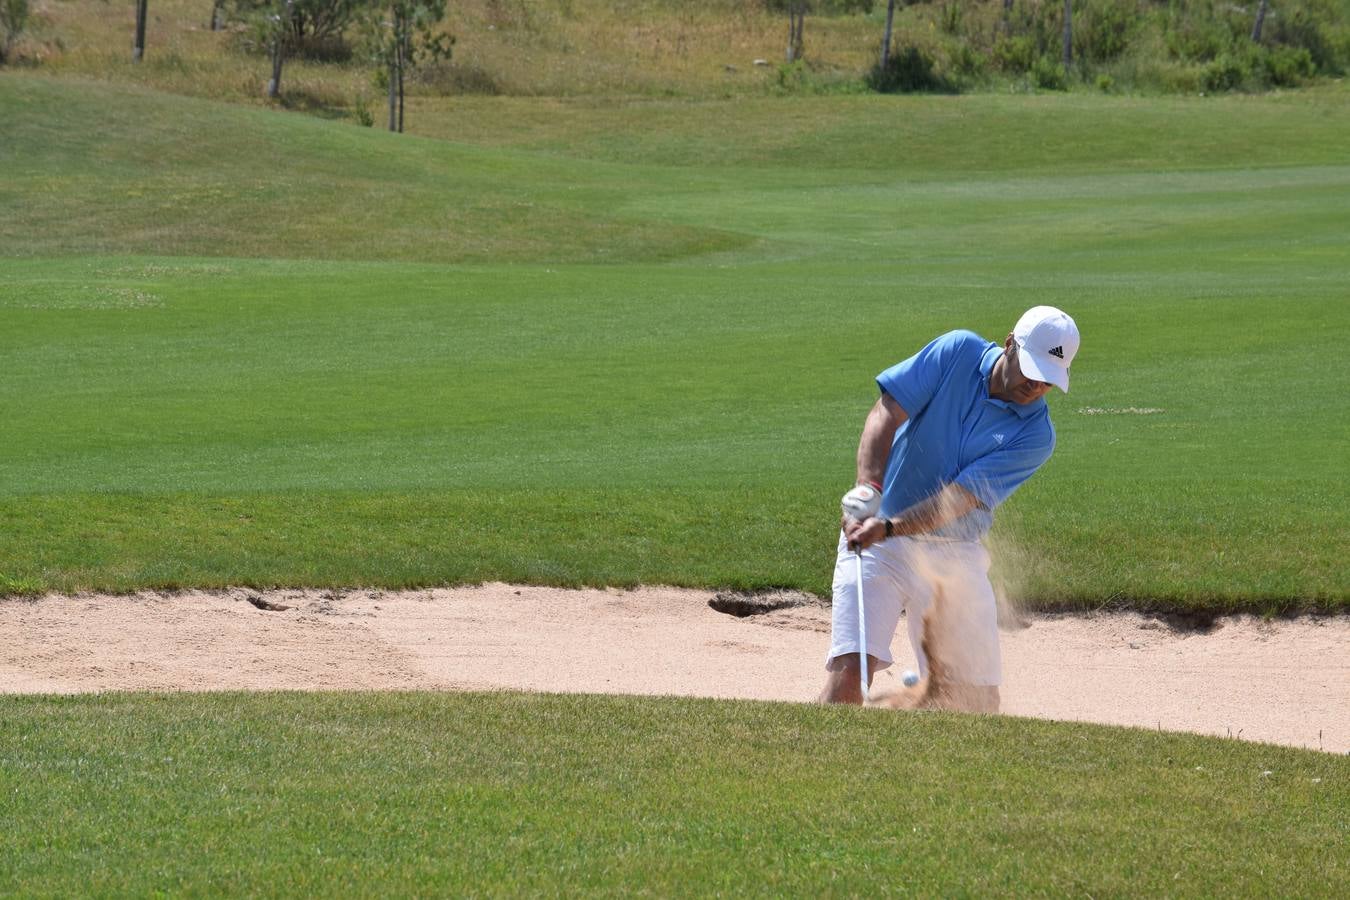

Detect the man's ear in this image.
[1004,333,1016,352]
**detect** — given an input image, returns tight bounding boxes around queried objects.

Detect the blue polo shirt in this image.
[876,330,1055,541]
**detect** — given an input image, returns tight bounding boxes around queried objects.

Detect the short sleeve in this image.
[876,330,981,419]
[955,424,1055,509]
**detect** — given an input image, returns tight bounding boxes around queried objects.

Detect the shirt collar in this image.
[980,342,1044,419]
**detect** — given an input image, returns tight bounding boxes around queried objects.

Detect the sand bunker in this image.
[1,585,1345,754]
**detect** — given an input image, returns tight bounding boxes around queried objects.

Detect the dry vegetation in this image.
[8,0,882,110]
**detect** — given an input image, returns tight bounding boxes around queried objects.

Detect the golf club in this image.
[856,550,869,702]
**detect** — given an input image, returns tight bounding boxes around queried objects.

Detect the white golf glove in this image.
[840,483,881,522]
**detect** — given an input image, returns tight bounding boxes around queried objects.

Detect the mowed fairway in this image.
[2,77,1347,608]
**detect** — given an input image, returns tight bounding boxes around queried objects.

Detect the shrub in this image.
[939,2,962,37]
[352,94,374,126]
[993,34,1039,74]
[1201,52,1249,92]
[0,0,28,65]
[776,58,808,91]
[868,45,952,93]
[413,60,500,95]
[1262,45,1316,86]
[1030,54,1067,90]
[1075,0,1138,63]
[1267,0,1348,75]
[946,40,987,87]
[1163,5,1238,63]
[763,0,874,13]
[291,33,354,63]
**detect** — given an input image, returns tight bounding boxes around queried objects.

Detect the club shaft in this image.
[856,551,869,701]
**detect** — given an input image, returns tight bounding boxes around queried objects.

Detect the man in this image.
[819,306,1080,711]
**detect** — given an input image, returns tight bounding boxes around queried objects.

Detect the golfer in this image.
[819,306,1080,711]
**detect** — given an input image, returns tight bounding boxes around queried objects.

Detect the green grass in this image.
[2,76,1348,609]
[1,692,1345,895]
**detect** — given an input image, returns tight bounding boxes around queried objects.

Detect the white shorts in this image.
[827,533,1001,686]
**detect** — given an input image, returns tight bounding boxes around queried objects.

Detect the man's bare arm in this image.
[887,482,982,536]
[843,482,982,550]
[856,393,908,486]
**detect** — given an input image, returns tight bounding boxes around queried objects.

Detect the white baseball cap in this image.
[1013,306,1079,393]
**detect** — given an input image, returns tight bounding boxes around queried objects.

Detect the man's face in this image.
[1003,341,1053,405]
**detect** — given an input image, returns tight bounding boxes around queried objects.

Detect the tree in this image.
[1062,0,1072,69]
[362,0,452,133]
[134,0,148,61]
[0,0,28,65]
[1251,0,1269,42]
[228,0,372,58]
[266,0,294,98]
[786,1,806,63]
[879,0,897,69]
[210,0,225,31]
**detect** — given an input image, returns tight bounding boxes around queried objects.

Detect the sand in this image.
[1,584,1345,754]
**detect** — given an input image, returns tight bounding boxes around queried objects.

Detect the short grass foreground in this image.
[1,693,1345,894]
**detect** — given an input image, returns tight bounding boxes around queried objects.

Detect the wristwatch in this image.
[883,518,895,538]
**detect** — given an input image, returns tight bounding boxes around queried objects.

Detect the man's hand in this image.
[843,516,887,552]
[840,484,881,522]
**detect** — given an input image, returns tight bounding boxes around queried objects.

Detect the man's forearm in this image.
[887,483,981,536]
[856,395,906,486]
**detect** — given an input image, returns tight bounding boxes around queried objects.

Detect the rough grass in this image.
[14,0,1349,110]
[1,692,1345,895]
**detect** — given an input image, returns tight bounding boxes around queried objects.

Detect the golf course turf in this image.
[2,28,1348,893]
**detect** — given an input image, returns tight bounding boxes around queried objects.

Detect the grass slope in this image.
[1,693,1346,895]
[1,76,1348,608]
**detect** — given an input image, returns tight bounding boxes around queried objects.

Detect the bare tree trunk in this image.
[880,0,897,69]
[267,37,284,97]
[398,29,407,133]
[267,0,292,98]
[1251,0,1269,42]
[133,0,148,61]
[786,3,805,63]
[387,55,398,130]
[796,4,806,61]
[210,0,224,31]
[1062,0,1072,69]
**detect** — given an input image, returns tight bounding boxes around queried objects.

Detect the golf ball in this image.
[902,670,919,687]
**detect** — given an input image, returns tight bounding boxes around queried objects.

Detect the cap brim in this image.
[1018,344,1070,393]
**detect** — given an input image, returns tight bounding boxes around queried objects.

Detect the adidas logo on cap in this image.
[1048,346,1065,359]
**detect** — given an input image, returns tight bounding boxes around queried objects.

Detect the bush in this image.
[1267,0,1348,75]
[946,40,987,87]
[939,2,962,37]
[352,94,374,127]
[868,45,952,93]
[1164,5,1239,63]
[0,0,28,66]
[1262,45,1316,86]
[1030,54,1067,90]
[1075,0,1138,63]
[413,60,500,96]
[291,33,354,63]
[1202,52,1250,92]
[763,0,874,14]
[993,34,1039,74]
[775,58,808,91]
